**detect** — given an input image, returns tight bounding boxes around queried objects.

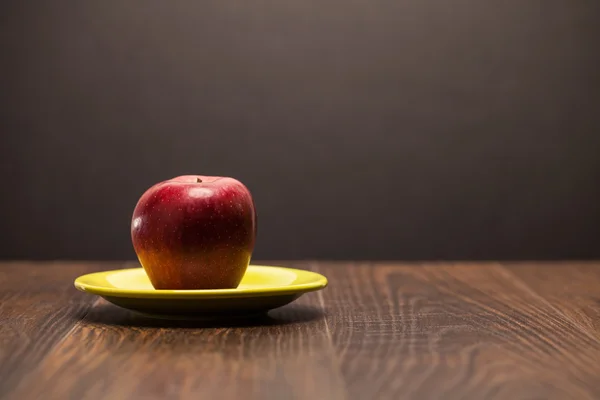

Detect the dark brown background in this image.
[1,0,599,261]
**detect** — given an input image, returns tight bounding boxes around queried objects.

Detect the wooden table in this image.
[1,261,599,399]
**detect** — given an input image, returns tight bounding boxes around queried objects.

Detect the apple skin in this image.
[131,175,257,290]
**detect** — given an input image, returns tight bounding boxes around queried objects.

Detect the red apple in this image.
[130,175,257,289]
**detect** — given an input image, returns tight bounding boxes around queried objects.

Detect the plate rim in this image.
[74,265,328,299]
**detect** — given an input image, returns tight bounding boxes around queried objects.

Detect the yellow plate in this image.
[74,265,328,318]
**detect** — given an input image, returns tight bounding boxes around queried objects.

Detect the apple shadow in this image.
[79,302,325,328]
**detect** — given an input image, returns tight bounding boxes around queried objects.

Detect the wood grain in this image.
[1,261,600,400]
[314,262,600,399]
[0,261,112,397]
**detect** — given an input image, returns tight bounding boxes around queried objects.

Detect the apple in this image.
[130,175,257,290]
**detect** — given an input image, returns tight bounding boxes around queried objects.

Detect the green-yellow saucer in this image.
[74,265,327,318]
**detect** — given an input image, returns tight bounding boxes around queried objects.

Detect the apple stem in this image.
[196,178,202,183]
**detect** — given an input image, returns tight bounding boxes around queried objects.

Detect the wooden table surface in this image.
[1,261,599,400]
